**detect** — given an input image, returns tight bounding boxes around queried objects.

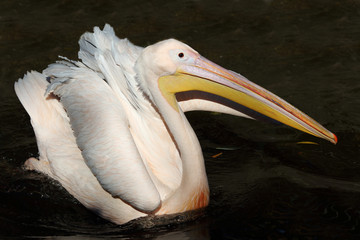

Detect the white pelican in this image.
[14,24,337,225]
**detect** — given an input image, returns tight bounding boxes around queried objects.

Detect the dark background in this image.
[1,0,360,239]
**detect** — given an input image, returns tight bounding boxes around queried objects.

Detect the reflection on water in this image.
[1,0,360,239]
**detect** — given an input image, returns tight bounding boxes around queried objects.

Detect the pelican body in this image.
[14,25,337,225]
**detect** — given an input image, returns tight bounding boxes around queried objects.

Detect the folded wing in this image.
[46,61,161,213]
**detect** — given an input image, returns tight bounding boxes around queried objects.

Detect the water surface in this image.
[1,0,360,239]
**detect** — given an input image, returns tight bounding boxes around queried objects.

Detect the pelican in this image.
[14,24,337,225]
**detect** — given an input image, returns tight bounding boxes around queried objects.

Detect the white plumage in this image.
[15,24,336,225]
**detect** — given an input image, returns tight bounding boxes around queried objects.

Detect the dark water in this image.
[1,0,360,239]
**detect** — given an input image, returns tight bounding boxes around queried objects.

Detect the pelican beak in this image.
[158,56,337,144]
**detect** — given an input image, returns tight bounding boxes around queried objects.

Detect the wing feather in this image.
[15,72,145,223]
[76,25,183,198]
[46,64,161,213]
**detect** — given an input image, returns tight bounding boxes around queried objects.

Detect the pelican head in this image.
[136,39,337,144]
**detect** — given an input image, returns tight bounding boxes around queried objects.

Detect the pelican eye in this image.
[170,49,192,63]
